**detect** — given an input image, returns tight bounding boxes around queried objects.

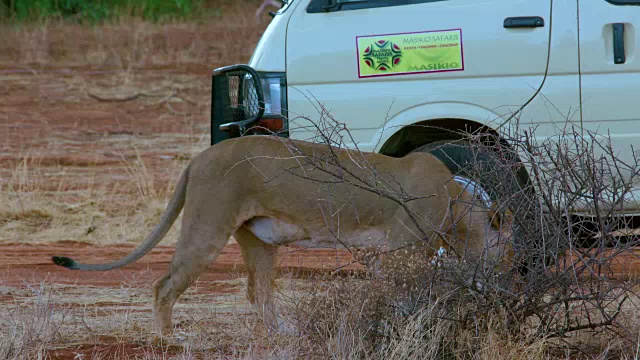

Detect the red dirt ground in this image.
[0,241,358,359]
[0,242,357,288]
[3,243,640,290]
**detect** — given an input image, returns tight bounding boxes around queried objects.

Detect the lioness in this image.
[52,136,503,338]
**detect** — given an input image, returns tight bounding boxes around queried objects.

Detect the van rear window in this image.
[307,0,446,13]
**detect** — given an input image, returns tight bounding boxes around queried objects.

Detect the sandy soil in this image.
[0,241,357,359]
[0,68,211,191]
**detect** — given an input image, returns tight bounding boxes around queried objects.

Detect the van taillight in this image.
[252,117,284,134]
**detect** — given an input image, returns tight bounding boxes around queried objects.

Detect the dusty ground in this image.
[0,241,356,359]
[0,62,360,353]
[0,6,361,358]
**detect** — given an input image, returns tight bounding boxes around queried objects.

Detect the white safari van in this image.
[210,0,640,216]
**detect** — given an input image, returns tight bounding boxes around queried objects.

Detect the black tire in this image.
[413,139,539,275]
[413,139,530,201]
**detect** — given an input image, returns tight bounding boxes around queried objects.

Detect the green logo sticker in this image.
[356,29,464,78]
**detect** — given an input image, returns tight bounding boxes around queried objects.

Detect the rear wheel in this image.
[414,139,530,203]
[413,139,537,274]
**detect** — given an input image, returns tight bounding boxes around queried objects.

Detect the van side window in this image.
[606,0,640,4]
[307,0,446,13]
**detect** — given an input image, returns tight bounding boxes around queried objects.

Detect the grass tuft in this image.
[0,0,233,23]
[0,209,52,226]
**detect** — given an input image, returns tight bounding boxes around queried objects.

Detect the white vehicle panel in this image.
[286,0,552,136]
[578,0,640,210]
[249,0,302,72]
[238,0,640,212]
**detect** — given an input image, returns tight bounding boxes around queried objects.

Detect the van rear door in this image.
[285,0,552,147]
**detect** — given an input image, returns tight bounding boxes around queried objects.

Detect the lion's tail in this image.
[52,164,190,271]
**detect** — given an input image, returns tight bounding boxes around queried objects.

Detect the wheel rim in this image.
[453,175,494,209]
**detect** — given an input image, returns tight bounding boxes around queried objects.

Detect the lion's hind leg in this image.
[152,213,231,339]
[153,248,224,340]
[234,225,280,331]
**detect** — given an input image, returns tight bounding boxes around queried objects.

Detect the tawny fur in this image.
[53,136,506,337]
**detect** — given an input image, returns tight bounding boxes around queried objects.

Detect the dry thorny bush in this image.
[260,107,640,358]
[0,283,68,359]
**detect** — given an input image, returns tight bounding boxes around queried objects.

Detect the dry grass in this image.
[0,9,269,356]
[0,278,244,358]
[0,151,190,245]
[0,274,332,359]
[277,261,640,359]
[0,0,271,247]
[3,273,638,359]
[0,282,67,359]
[0,1,265,245]
[2,4,640,359]
[0,8,278,356]
[0,1,266,70]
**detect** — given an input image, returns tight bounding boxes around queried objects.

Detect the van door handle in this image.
[613,23,626,64]
[503,16,545,29]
